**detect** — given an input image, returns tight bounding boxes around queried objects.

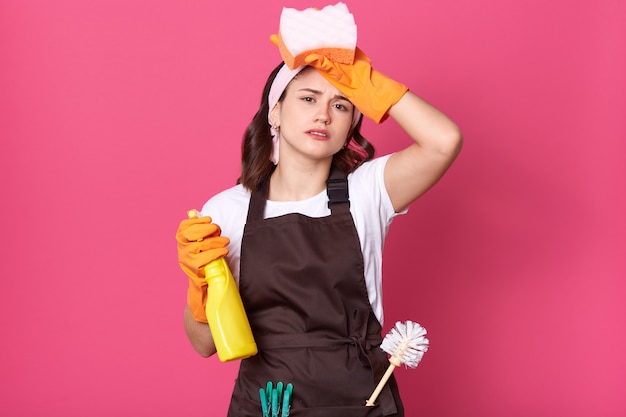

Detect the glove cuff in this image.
[187,279,208,323]
[367,69,409,123]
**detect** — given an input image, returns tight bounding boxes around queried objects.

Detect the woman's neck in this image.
[268,159,332,202]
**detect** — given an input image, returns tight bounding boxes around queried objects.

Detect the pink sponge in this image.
[277,2,357,70]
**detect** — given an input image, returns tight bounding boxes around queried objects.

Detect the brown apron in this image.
[227,166,403,417]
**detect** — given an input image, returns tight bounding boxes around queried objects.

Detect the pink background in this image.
[2,1,625,416]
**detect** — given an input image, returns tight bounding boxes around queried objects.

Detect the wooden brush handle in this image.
[365,360,399,406]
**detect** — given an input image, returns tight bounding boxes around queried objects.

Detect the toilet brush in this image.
[366,320,429,406]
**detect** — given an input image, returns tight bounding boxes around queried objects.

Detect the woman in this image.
[176,49,462,416]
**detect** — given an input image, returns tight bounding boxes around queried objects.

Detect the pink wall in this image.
[1,1,624,416]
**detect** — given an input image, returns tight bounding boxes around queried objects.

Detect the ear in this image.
[269,102,281,128]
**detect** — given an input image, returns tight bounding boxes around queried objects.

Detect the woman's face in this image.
[271,67,355,163]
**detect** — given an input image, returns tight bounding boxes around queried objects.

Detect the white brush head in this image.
[380,320,429,368]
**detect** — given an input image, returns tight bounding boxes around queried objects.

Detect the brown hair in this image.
[238,63,375,190]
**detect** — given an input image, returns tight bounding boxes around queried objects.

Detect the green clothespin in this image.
[281,383,293,417]
[271,388,279,417]
[259,388,269,417]
[276,382,283,405]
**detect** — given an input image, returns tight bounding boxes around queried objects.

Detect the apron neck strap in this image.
[247,165,350,222]
[326,165,350,214]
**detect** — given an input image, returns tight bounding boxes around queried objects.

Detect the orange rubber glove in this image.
[176,213,229,323]
[303,48,409,123]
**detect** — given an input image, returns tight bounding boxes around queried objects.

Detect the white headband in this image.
[267,64,362,164]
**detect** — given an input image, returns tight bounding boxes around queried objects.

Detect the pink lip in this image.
[306,129,330,140]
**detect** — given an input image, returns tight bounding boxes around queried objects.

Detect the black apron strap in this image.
[246,177,270,223]
[326,164,350,214]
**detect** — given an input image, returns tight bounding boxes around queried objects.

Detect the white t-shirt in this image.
[201,154,404,324]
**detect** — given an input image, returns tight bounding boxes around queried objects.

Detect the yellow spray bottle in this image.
[188,210,258,362]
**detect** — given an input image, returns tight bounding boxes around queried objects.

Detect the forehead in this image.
[287,67,341,94]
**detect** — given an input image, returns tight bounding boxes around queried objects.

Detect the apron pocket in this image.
[288,404,381,417]
[231,395,383,417]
